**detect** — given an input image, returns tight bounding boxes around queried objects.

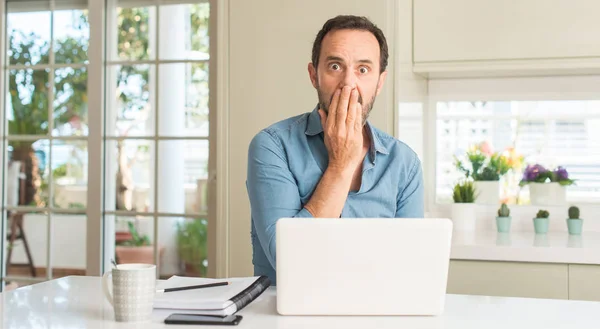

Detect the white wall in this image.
[394,0,429,210]
[227,0,401,277]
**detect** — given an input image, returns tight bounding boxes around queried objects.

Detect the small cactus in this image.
[568,206,580,219]
[536,210,550,218]
[497,203,510,217]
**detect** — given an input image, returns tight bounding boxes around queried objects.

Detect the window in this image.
[104,1,211,279]
[2,0,90,286]
[435,100,600,204]
[397,77,600,211]
[0,0,216,290]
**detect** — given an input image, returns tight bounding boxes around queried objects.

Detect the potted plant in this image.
[115,221,164,265]
[566,206,583,235]
[533,209,550,234]
[451,180,477,231]
[454,142,513,205]
[520,164,575,206]
[496,203,511,233]
[176,219,208,277]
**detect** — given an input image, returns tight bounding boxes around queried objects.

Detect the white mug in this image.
[102,263,156,322]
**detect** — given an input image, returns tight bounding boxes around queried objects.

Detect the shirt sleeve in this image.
[246,131,313,269]
[396,155,425,218]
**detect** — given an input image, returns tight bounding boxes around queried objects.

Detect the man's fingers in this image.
[346,88,359,126]
[336,86,351,128]
[354,100,363,132]
[327,89,341,129]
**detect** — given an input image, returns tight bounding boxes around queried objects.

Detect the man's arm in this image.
[396,156,425,217]
[247,131,314,269]
[304,86,364,217]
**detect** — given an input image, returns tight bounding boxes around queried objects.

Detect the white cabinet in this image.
[447,260,569,299]
[448,261,600,301]
[569,265,600,302]
[413,0,600,75]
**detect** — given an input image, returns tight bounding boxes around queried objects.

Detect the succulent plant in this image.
[452,180,476,203]
[568,206,580,219]
[497,203,510,217]
[536,210,550,218]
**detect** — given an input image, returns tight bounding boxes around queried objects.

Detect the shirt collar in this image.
[305,105,324,136]
[305,105,389,156]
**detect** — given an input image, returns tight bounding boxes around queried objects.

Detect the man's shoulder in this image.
[249,112,311,152]
[262,112,311,135]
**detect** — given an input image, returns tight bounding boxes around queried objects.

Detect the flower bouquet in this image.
[519,164,575,206]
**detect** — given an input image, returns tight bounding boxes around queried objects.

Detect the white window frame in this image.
[0,0,226,288]
[0,0,6,286]
[423,75,600,216]
[89,0,222,278]
[1,0,90,285]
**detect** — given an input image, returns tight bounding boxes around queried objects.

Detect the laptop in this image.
[275,217,453,316]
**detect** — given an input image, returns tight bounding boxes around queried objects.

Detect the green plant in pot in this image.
[452,180,476,203]
[533,209,550,234]
[496,203,511,233]
[177,219,208,277]
[115,221,157,265]
[566,206,583,235]
[451,180,478,231]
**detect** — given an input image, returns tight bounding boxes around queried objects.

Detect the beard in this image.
[317,83,377,126]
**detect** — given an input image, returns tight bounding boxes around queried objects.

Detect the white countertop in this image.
[3,276,600,329]
[451,231,600,265]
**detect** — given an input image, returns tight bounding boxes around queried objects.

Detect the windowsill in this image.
[435,196,600,207]
[431,202,600,264]
[429,202,600,218]
[451,230,600,265]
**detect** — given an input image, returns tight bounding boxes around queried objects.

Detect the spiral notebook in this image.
[153,275,271,316]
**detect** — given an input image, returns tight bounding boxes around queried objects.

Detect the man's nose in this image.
[340,70,357,89]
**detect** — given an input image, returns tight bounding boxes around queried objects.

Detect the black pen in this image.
[156,281,231,293]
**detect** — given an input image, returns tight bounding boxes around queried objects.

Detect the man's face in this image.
[308,29,387,125]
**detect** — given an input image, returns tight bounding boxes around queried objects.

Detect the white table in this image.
[2,276,600,328]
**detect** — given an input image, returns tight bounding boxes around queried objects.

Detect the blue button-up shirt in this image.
[246,106,424,285]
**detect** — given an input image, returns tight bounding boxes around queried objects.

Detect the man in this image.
[246,15,424,285]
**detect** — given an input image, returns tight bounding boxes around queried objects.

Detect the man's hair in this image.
[311,15,389,74]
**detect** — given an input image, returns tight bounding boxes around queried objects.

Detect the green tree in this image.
[190,4,210,53]
[116,7,150,115]
[8,5,209,207]
[8,12,88,206]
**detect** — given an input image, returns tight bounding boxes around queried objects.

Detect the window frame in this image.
[98,0,218,277]
[1,1,90,285]
[0,0,223,289]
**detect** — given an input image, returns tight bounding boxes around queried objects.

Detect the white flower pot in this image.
[451,203,477,231]
[529,182,566,206]
[473,181,500,205]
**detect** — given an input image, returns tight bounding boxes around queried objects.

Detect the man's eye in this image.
[330,63,340,70]
[359,67,369,74]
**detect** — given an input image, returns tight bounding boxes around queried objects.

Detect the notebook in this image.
[153,275,271,316]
